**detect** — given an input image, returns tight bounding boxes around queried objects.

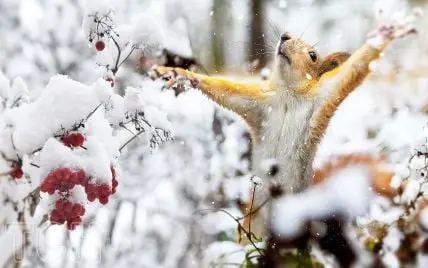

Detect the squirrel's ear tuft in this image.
[318,52,351,76]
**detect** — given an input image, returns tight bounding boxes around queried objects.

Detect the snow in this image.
[105,94,125,126]
[200,209,241,235]
[38,137,112,182]
[162,17,194,58]
[9,77,30,106]
[382,226,403,268]
[203,241,245,267]
[6,76,99,153]
[418,254,428,268]
[144,106,173,132]
[272,166,372,238]
[83,0,112,15]
[0,224,24,268]
[132,12,163,54]
[420,207,428,231]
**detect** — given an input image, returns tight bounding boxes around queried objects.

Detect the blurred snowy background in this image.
[1,0,428,267]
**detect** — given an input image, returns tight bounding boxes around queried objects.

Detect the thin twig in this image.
[10,97,22,109]
[237,198,270,221]
[248,184,257,235]
[217,209,265,257]
[119,129,146,152]
[118,45,137,67]
[85,103,103,121]
[111,37,122,75]
[119,123,135,135]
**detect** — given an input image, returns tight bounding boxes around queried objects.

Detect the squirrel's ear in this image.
[318,52,351,76]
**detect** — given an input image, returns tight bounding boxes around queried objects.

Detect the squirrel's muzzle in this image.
[277,32,292,64]
[277,44,291,64]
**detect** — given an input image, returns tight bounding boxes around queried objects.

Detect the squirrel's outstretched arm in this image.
[151,67,269,129]
[307,12,419,151]
[307,44,383,148]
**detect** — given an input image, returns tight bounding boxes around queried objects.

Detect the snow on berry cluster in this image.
[0,70,173,231]
[40,164,117,230]
[40,168,87,194]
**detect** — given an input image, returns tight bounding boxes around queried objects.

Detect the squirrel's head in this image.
[275,32,350,92]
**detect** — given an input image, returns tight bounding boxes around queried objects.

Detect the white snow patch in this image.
[272,166,372,238]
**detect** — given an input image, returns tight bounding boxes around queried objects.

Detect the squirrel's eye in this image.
[309,51,317,62]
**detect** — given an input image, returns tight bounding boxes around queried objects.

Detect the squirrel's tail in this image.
[313,153,397,197]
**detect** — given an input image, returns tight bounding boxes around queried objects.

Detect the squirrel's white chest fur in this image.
[252,91,317,193]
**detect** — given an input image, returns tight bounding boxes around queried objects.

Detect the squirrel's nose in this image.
[280,32,292,43]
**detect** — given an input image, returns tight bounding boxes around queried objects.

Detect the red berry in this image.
[40,182,49,193]
[74,134,85,146]
[61,168,72,178]
[72,204,80,214]
[76,170,87,185]
[95,41,105,51]
[86,183,95,194]
[49,198,86,230]
[55,200,65,211]
[73,204,85,216]
[69,173,78,184]
[99,196,109,205]
[63,202,73,213]
[9,167,23,179]
[99,184,110,194]
[50,210,63,223]
[62,133,85,148]
[87,194,96,202]
[62,135,71,146]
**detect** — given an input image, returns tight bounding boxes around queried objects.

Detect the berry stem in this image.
[119,129,146,152]
[85,103,103,121]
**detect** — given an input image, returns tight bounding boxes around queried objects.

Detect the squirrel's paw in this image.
[366,7,423,48]
[148,66,199,90]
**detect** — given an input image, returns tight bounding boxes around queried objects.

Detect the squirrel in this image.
[149,11,420,243]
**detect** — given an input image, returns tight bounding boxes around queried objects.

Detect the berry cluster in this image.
[85,182,111,204]
[62,133,85,148]
[40,168,87,194]
[50,199,85,230]
[41,165,118,229]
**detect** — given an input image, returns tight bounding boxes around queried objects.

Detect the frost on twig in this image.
[120,85,173,151]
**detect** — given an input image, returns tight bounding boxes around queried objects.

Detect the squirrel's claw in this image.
[148,66,161,80]
[367,7,422,47]
[148,66,200,95]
